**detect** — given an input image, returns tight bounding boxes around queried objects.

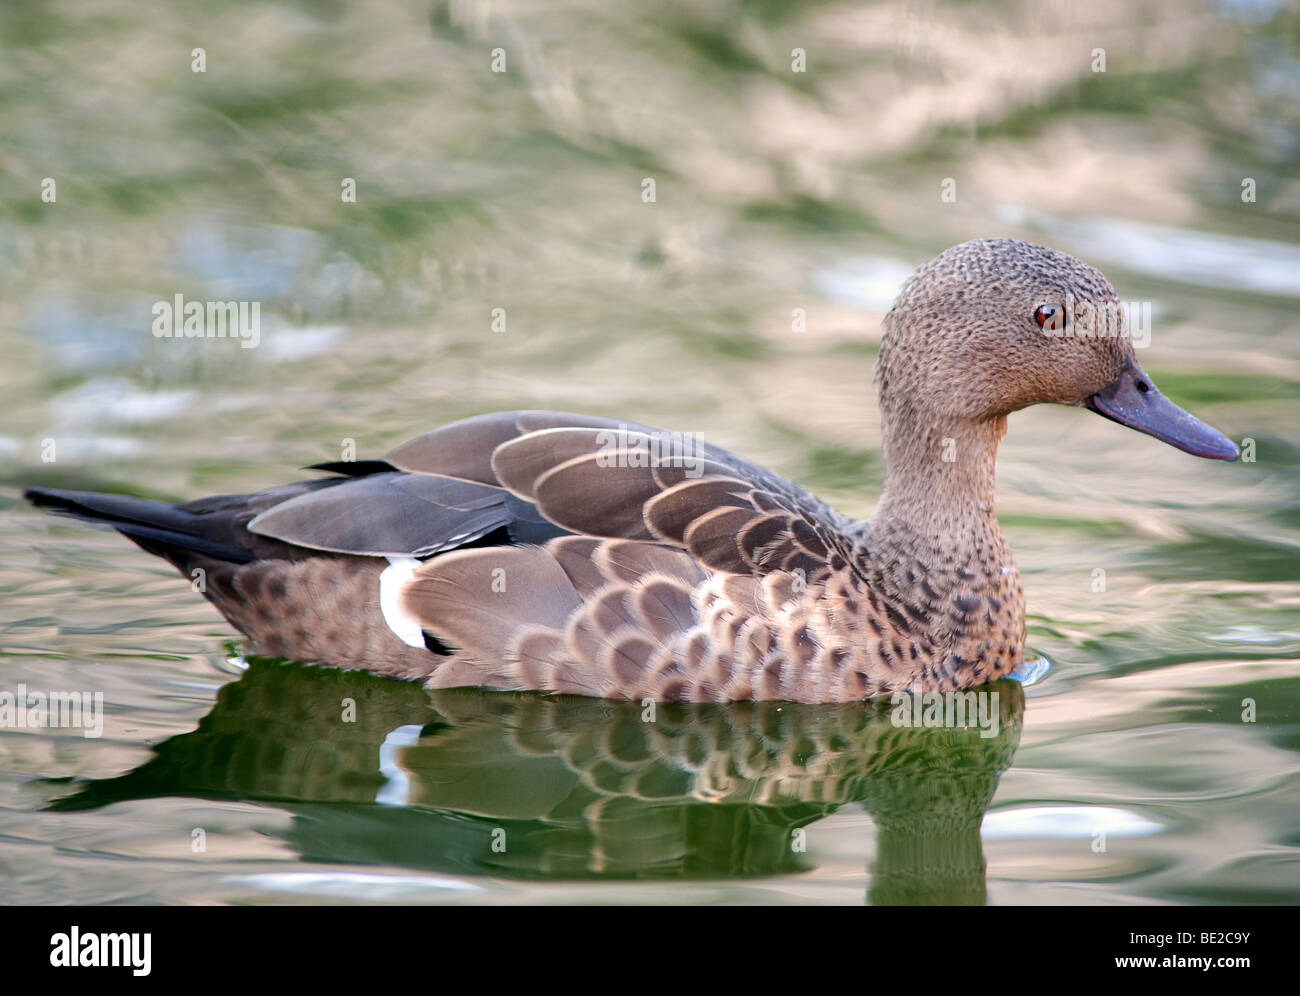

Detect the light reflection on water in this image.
[1,0,1299,904]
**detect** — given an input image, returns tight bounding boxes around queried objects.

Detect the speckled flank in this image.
[186,554,441,681]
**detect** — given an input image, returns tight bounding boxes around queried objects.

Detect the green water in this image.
[1,0,1299,904]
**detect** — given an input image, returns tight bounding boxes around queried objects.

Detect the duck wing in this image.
[370,410,865,581]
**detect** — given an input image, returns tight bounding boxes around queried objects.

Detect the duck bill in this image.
[1085,358,1239,461]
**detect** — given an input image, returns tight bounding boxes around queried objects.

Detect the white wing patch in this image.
[380,556,427,648]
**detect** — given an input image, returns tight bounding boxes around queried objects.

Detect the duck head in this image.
[876,238,1238,461]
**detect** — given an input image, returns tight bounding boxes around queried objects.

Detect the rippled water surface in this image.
[2,0,1299,904]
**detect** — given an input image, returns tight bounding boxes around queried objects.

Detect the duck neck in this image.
[857,405,1026,682]
[871,409,1007,556]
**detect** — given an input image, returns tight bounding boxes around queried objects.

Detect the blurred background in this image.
[1,0,1298,904]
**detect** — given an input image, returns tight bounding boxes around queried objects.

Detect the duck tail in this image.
[23,486,253,563]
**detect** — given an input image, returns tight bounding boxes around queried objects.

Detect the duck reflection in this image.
[50,659,1024,904]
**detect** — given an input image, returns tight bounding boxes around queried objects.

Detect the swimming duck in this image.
[26,238,1238,702]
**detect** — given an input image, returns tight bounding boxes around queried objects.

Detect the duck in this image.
[25,238,1239,703]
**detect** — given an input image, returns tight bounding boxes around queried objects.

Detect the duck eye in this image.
[1034,304,1064,331]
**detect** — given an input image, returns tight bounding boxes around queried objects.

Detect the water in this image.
[1,0,1299,904]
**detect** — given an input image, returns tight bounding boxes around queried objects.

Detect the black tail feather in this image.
[303,459,397,478]
[23,487,254,563]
